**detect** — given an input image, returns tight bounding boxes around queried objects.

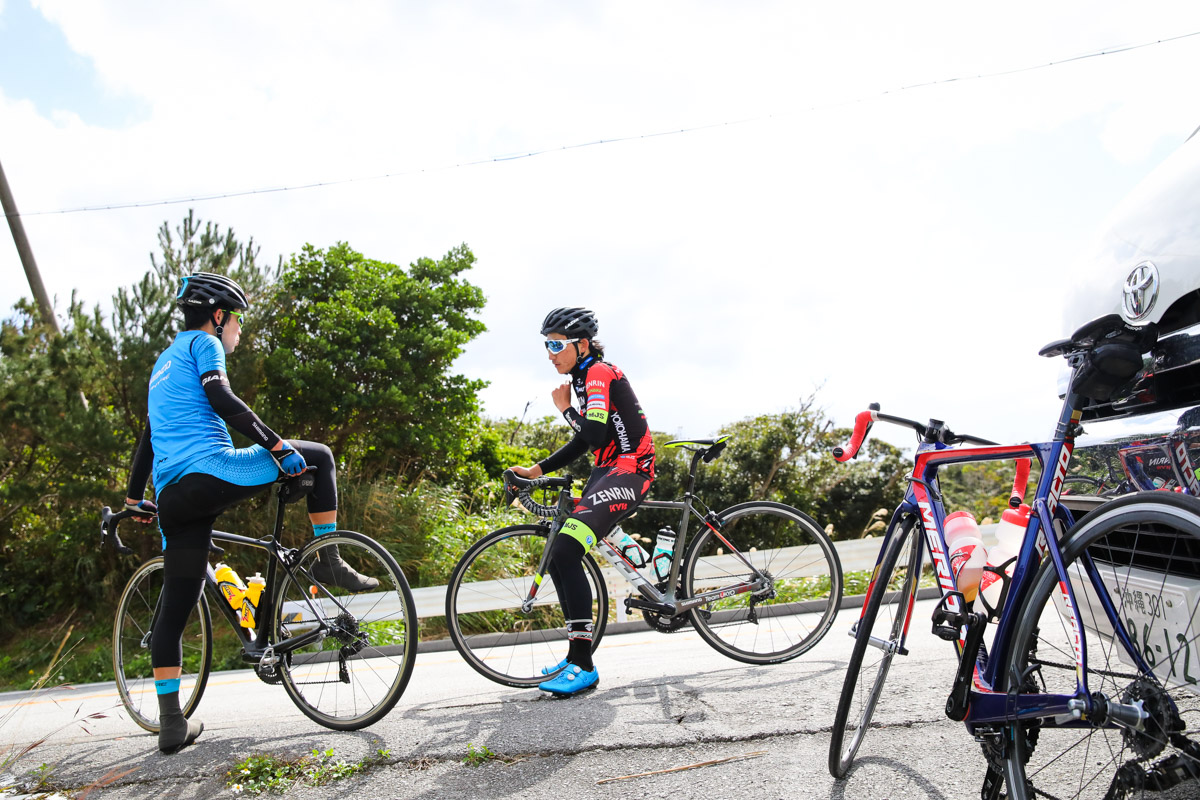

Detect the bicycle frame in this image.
[856,385,1156,729]
[518,446,771,618]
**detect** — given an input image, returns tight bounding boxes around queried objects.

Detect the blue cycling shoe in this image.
[538,664,599,696]
[541,657,568,676]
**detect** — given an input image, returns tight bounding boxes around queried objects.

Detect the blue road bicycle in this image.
[827,314,1200,799]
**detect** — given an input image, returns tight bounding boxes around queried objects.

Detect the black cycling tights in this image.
[545,533,591,623]
[151,546,209,668]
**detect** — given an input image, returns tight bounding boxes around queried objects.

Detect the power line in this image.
[14,28,1200,218]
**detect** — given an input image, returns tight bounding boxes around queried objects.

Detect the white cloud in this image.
[3,1,1200,453]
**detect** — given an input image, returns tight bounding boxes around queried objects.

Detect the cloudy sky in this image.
[3,1,1200,452]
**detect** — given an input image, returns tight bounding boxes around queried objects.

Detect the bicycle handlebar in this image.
[833,403,1000,460]
[1010,458,1032,508]
[834,404,1032,506]
[100,506,144,555]
[502,469,574,518]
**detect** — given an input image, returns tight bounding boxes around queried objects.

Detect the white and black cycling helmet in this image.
[176,272,249,311]
[540,307,598,339]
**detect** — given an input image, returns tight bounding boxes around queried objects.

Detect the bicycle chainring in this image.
[641,584,690,633]
[254,652,290,685]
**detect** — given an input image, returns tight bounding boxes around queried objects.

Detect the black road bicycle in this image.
[444,436,843,687]
[101,471,417,732]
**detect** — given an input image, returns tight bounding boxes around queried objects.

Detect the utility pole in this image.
[1,156,88,409]
[0,155,60,334]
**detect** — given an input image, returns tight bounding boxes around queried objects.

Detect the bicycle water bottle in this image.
[604,525,650,569]
[215,563,246,613]
[651,528,676,582]
[944,511,987,601]
[979,503,1031,618]
[241,573,265,629]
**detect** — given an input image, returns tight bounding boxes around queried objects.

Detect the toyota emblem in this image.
[1122,261,1159,322]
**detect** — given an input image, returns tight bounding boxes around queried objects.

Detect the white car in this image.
[1059,125,1200,695]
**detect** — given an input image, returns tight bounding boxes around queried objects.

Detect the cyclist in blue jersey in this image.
[121,272,375,754]
[509,307,655,697]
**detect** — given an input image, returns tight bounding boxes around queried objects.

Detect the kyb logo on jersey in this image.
[588,486,637,505]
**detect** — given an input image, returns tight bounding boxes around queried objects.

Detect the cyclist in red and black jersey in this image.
[509,307,655,696]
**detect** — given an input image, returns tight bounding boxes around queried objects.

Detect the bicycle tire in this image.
[682,501,843,665]
[274,531,417,731]
[1001,492,1200,799]
[112,557,212,733]
[445,524,609,688]
[828,515,921,778]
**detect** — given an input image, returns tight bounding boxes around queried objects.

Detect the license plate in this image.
[1067,562,1200,693]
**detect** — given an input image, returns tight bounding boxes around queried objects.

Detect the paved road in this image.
[1,599,989,799]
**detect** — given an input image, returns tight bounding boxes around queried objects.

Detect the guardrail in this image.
[284,526,1002,624]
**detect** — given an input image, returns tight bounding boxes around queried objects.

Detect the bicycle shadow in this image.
[830,755,951,800]
[385,658,849,800]
[12,727,391,798]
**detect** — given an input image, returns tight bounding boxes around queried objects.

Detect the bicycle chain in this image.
[1030,657,1141,682]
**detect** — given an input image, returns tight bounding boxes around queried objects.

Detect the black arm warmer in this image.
[200,370,282,450]
[563,407,610,449]
[537,431,589,475]
[125,421,153,500]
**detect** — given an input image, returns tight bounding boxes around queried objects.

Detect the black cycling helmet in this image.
[176,272,249,311]
[540,307,598,339]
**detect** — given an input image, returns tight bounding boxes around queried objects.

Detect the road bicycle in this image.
[101,470,418,732]
[444,436,843,687]
[826,313,1200,799]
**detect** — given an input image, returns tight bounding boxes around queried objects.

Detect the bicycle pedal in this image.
[931,591,969,640]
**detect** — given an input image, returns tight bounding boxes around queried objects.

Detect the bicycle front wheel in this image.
[828,515,920,778]
[112,557,212,733]
[274,532,417,731]
[1002,493,1200,799]
[683,501,843,664]
[446,524,609,687]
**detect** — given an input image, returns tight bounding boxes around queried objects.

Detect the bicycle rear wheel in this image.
[112,557,212,733]
[446,524,609,687]
[1002,493,1200,799]
[828,515,920,778]
[274,531,417,731]
[682,501,843,664]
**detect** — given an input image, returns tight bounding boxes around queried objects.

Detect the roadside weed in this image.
[226,748,386,795]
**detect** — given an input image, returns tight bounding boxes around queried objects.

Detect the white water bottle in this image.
[979,503,1031,617]
[944,511,987,601]
[605,525,649,569]
[651,529,676,581]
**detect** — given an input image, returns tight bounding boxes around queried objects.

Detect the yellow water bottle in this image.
[241,573,266,629]
[215,563,246,613]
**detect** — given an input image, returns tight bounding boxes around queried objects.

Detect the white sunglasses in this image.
[544,338,580,354]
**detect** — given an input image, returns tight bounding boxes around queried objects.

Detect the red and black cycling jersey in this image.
[538,355,655,477]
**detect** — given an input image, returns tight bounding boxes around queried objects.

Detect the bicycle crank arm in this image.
[625,597,678,616]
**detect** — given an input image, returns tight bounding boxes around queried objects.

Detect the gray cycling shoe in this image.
[311,544,380,592]
[158,712,203,754]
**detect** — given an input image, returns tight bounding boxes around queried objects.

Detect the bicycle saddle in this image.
[277,469,317,505]
[1038,313,1158,358]
[664,434,732,462]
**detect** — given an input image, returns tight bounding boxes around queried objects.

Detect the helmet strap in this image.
[212,310,225,337]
